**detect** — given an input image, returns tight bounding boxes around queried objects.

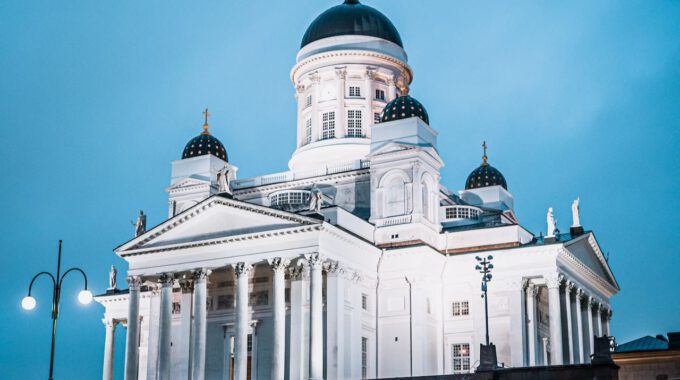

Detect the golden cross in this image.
[482,141,488,164]
[203,108,210,125]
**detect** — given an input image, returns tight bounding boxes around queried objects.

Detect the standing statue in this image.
[216,165,231,194]
[309,187,324,213]
[546,207,556,237]
[134,210,146,237]
[571,197,581,227]
[108,265,118,290]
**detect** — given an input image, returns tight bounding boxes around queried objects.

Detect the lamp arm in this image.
[28,272,57,296]
[59,267,88,290]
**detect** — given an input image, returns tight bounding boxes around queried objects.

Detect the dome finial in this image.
[482,141,489,166]
[202,108,211,135]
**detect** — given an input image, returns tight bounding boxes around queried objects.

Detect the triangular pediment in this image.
[167,176,211,191]
[563,233,619,290]
[115,196,321,254]
[371,141,421,156]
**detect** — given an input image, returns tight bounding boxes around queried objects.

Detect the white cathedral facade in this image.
[95,1,619,379]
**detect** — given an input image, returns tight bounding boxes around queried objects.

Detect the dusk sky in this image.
[1,1,679,378]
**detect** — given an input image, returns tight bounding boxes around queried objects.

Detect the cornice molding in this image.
[233,169,370,196]
[292,50,412,84]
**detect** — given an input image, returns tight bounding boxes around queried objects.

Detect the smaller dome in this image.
[380,95,429,124]
[182,109,228,161]
[465,142,507,190]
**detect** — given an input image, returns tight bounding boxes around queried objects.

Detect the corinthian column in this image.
[575,289,585,364]
[365,68,375,131]
[605,310,612,336]
[124,276,142,380]
[158,273,175,379]
[335,68,347,138]
[546,274,564,365]
[268,258,290,380]
[191,269,210,380]
[596,304,604,337]
[325,260,346,380]
[564,282,575,364]
[307,253,324,380]
[587,297,595,361]
[233,262,252,380]
[525,283,538,366]
[103,319,117,380]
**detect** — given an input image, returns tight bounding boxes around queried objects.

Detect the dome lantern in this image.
[465,141,507,190]
[181,108,228,162]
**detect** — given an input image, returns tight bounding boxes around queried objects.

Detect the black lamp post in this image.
[475,255,494,346]
[21,240,93,380]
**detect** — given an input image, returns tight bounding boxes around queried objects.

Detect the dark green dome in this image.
[380,95,429,124]
[301,0,403,49]
[466,162,507,190]
[182,127,228,162]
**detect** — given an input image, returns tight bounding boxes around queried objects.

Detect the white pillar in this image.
[103,319,116,380]
[564,282,575,365]
[335,68,347,138]
[124,276,142,380]
[365,69,375,131]
[586,297,595,361]
[605,310,612,336]
[547,274,564,365]
[157,274,174,379]
[191,269,209,380]
[325,261,345,380]
[233,262,252,380]
[525,283,538,366]
[575,290,585,364]
[178,278,194,380]
[289,264,310,380]
[311,74,320,142]
[541,337,549,366]
[268,258,289,380]
[387,75,397,101]
[146,285,161,380]
[307,253,324,380]
[596,305,603,337]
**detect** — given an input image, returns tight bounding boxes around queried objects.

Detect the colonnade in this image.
[524,274,612,366]
[106,253,344,380]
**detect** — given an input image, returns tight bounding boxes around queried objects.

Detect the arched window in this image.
[422,181,430,221]
[384,176,406,217]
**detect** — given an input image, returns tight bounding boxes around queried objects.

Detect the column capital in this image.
[323,260,345,277]
[526,282,539,298]
[233,262,253,277]
[365,67,377,80]
[335,67,347,79]
[545,272,564,289]
[192,269,211,283]
[268,257,291,273]
[159,273,174,287]
[387,75,396,86]
[102,318,118,328]
[308,71,321,84]
[287,264,308,281]
[126,275,142,290]
[296,84,305,94]
[305,253,325,270]
[566,281,577,292]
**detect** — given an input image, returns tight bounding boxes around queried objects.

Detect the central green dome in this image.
[301,0,403,48]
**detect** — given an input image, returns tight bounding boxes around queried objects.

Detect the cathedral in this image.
[95,1,619,379]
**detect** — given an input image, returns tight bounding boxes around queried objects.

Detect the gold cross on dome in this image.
[482,141,488,165]
[202,108,210,133]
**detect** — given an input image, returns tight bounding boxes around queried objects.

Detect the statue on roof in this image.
[309,187,324,213]
[571,197,581,227]
[217,165,231,194]
[134,210,146,237]
[108,265,117,290]
[547,207,556,238]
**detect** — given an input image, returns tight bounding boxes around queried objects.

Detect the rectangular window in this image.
[349,86,361,97]
[452,343,471,374]
[362,293,368,310]
[361,337,368,379]
[347,110,363,137]
[374,112,381,124]
[306,94,312,108]
[249,290,269,306]
[452,301,470,316]
[304,118,312,145]
[375,89,385,100]
[322,111,335,139]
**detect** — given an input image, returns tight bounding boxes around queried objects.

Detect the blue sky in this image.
[1,1,679,378]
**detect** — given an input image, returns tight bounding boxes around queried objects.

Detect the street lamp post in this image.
[21,240,93,380]
[475,255,494,346]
